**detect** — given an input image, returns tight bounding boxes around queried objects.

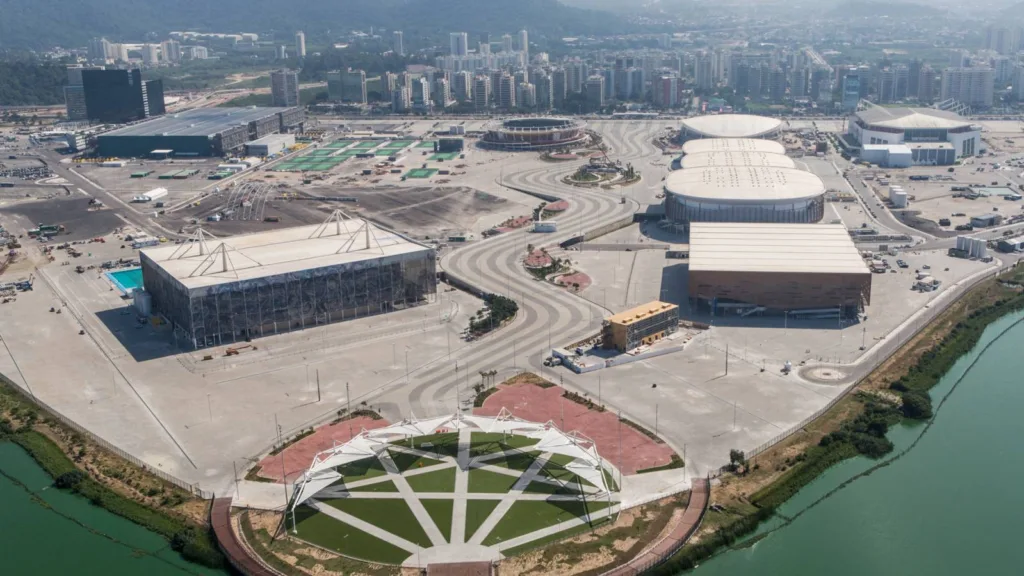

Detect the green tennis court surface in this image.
[415,141,436,149]
[406,168,438,178]
[351,141,378,149]
[429,152,460,161]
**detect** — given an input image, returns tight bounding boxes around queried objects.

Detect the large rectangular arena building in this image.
[139,217,436,348]
[688,223,871,317]
[97,106,305,158]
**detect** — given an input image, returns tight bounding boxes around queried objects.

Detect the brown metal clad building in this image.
[688,223,871,313]
[603,300,679,352]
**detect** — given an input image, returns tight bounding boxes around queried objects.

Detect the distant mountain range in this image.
[0,0,636,50]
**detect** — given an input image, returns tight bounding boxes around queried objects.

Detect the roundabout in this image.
[287,410,620,568]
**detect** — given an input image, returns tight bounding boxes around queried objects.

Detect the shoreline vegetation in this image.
[0,377,226,570]
[652,263,1024,574]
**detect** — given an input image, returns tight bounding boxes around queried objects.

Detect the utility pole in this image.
[598,374,602,407]
[207,393,212,423]
[617,409,623,486]
[725,343,729,376]
[346,382,352,437]
[655,403,659,436]
[233,460,240,499]
[733,400,737,431]
[316,370,321,402]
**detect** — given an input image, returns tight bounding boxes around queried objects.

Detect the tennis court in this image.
[309,149,336,157]
[429,152,460,161]
[406,168,438,179]
[351,141,378,149]
[415,141,436,149]
[326,140,354,149]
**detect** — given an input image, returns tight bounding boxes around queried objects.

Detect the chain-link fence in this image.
[1,374,212,499]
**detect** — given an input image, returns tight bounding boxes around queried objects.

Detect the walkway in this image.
[210,497,284,576]
[600,477,711,576]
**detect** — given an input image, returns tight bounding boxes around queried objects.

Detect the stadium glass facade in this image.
[141,251,436,348]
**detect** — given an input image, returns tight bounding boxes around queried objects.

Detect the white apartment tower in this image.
[450,32,469,56]
[518,29,529,59]
[473,75,491,109]
[295,31,306,58]
[941,67,995,108]
[393,31,404,56]
[498,74,516,109]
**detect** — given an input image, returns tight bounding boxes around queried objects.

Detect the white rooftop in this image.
[680,114,782,138]
[665,166,825,202]
[680,151,796,170]
[681,138,786,156]
[689,223,870,275]
[141,216,431,290]
[855,107,975,130]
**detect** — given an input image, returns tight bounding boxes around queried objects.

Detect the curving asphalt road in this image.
[399,121,664,417]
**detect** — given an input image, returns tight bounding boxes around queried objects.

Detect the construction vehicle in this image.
[225,344,255,356]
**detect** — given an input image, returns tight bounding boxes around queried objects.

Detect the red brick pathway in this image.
[474,380,675,474]
[255,416,389,483]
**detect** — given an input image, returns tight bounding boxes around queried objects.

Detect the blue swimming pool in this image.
[106,268,143,294]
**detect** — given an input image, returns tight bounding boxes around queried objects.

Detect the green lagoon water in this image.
[0,442,228,576]
[692,310,1024,575]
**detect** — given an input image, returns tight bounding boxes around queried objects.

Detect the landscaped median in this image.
[648,264,1024,574]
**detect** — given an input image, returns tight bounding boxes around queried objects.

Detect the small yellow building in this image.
[602,300,680,352]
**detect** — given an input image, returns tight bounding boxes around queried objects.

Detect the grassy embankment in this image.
[0,377,225,569]
[650,264,1024,573]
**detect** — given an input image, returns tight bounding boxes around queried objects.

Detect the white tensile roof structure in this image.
[290,410,613,512]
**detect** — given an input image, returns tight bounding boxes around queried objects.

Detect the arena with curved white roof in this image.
[679,114,783,141]
[679,151,796,170]
[664,166,825,228]
[847,106,981,164]
[681,138,786,156]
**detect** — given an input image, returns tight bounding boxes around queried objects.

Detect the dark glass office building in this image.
[82,69,165,124]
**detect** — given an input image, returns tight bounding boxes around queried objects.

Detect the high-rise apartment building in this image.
[940,67,994,108]
[769,67,786,103]
[695,53,713,91]
[502,34,514,53]
[585,76,605,109]
[918,66,936,103]
[653,75,678,108]
[88,37,111,62]
[392,87,411,112]
[412,77,431,110]
[1014,65,1024,101]
[160,40,181,64]
[472,75,491,109]
[551,68,567,109]
[449,33,469,56]
[790,67,808,100]
[113,43,129,63]
[328,69,367,104]
[535,73,553,110]
[567,60,587,93]
[453,71,472,102]
[498,74,516,109]
[295,31,306,58]
[516,82,536,108]
[81,68,165,124]
[841,73,861,111]
[392,31,404,56]
[142,44,159,66]
[271,69,300,107]
[518,29,528,58]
